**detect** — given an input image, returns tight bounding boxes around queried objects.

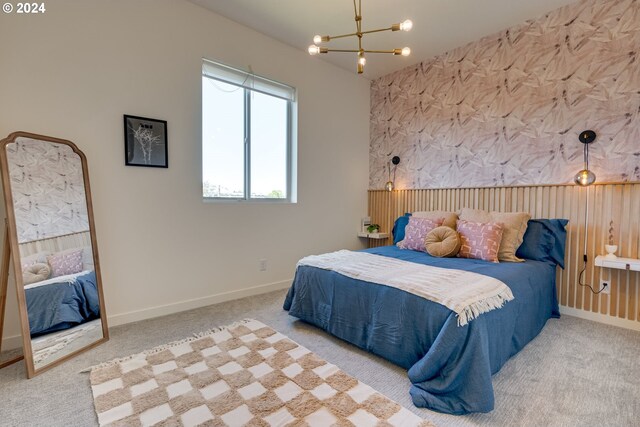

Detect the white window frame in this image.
[202,58,296,202]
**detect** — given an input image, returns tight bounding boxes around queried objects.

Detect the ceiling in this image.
[190,0,579,79]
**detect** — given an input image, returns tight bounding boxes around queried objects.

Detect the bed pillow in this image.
[397,217,443,252]
[425,226,461,257]
[413,210,458,229]
[516,219,569,268]
[456,220,504,263]
[47,248,83,278]
[20,251,51,270]
[460,208,530,262]
[392,213,412,244]
[22,263,51,285]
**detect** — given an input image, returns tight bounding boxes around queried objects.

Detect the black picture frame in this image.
[123,115,168,168]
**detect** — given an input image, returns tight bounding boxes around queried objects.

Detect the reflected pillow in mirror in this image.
[22,263,51,285]
[20,251,51,270]
[47,248,83,278]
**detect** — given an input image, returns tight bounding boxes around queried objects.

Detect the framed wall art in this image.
[123,115,168,168]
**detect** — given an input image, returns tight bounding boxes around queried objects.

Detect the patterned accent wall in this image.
[370,0,640,189]
[6,138,89,243]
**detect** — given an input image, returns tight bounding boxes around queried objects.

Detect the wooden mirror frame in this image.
[0,131,109,378]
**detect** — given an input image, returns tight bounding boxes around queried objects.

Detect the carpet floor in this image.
[1,289,639,427]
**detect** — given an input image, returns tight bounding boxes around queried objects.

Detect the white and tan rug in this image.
[90,319,434,427]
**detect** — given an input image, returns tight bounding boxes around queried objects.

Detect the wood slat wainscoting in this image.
[368,184,640,329]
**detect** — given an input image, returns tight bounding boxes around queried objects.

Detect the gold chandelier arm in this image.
[360,27,394,35]
[326,48,361,53]
[363,49,397,54]
[327,32,359,40]
[357,0,362,52]
[364,48,410,56]
[320,26,394,42]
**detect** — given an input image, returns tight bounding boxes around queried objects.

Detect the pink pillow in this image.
[47,249,83,278]
[397,217,444,252]
[457,220,504,263]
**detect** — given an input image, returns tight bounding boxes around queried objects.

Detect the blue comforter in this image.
[26,270,101,337]
[283,246,559,414]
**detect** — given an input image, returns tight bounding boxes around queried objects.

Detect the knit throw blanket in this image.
[297,250,514,326]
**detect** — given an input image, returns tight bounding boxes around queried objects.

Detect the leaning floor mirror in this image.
[0,131,108,377]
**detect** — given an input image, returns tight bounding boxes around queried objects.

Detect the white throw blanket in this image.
[297,250,514,326]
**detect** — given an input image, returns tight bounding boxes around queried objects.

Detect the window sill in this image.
[203,198,296,204]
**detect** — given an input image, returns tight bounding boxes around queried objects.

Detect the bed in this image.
[284,218,566,415]
[25,270,100,337]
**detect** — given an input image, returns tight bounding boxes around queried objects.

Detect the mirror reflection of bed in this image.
[0,132,108,377]
[19,231,102,369]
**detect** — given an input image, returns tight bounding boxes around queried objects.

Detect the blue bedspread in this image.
[283,246,559,414]
[25,271,101,337]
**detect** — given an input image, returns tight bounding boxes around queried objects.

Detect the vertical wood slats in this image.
[367,184,640,323]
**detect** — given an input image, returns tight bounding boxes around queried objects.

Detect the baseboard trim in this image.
[107,279,292,327]
[1,279,292,351]
[1,334,23,351]
[560,306,640,331]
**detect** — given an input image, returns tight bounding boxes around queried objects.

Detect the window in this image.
[202,59,296,201]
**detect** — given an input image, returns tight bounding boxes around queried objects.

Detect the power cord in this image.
[577,254,607,294]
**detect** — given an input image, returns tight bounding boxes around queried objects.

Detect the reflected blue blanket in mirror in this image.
[26,270,100,337]
[284,245,560,414]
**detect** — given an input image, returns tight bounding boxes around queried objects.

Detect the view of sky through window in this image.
[203,78,288,199]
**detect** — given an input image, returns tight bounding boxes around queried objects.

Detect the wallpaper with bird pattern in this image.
[370,0,640,189]
[6,138,89,243]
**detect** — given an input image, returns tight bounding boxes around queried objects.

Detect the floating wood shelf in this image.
[357,232,390,239]
[595,255,640,272]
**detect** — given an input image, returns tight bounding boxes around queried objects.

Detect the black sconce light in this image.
[574,130,596,186]
[385,156,400,191]
[574,130,606,294]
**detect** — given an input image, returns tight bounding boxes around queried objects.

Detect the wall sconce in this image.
[574,129,605,294]
[574,130,596,186]
[385,156,400,191]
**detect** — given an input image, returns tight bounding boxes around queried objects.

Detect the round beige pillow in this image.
[425,226,461,257]
[22,263,51,285]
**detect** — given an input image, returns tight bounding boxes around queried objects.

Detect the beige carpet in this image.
[90,319,434,427]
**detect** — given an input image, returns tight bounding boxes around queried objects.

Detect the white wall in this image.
[0,0,370,348]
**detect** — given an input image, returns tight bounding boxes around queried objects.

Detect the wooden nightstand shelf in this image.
[357,232,390,239]
[595,255,640,272]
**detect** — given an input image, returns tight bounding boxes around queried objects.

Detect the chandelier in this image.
[308,0,412,74]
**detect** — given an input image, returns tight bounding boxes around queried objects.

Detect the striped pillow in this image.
[457,220,504,263]
[397,217,444,252]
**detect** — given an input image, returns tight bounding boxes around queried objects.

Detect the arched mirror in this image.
[0,131,108,377]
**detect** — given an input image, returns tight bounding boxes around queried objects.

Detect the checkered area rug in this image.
[90,319,434,427]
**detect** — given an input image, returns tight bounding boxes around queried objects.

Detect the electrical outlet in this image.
[601,280,611,294]
[259,259,267,272]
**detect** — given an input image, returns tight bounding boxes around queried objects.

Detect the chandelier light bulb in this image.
[400,19,413,31]
[308,45,320,55]
[358,54,366,66]
[574,169,596,186]
[401,47,411,56]
[385,181,394,191]
[313,35,322,44]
